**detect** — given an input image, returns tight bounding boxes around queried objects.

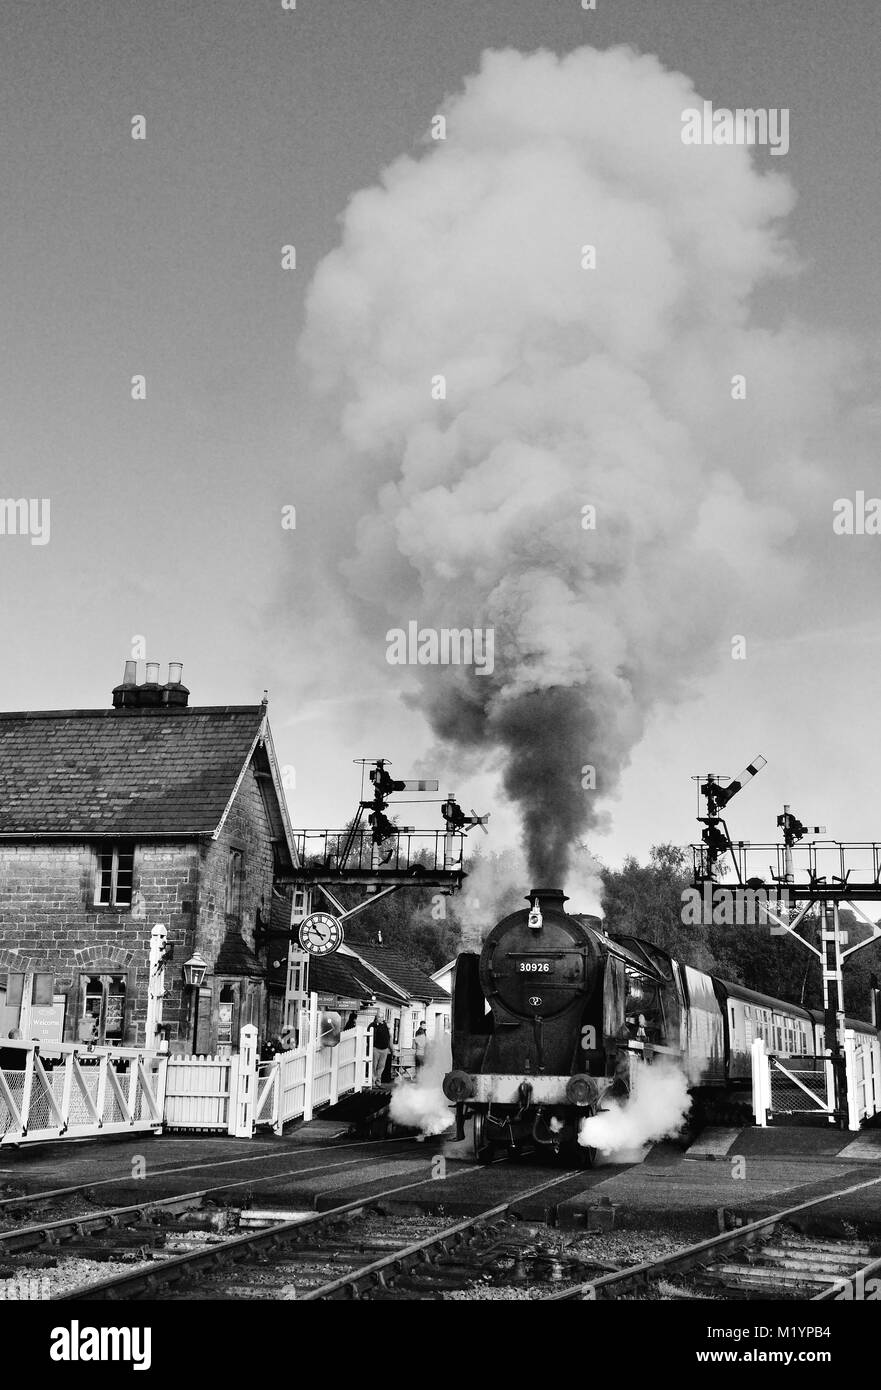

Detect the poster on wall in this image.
[217,1000,233,1046]
[30,996,66,1046]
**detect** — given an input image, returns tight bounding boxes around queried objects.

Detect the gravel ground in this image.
[444,1227,699,1300]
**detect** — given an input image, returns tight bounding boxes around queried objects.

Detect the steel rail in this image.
[544,1173,881,1300]
[301,1169,584,1300]
[0,1144,416,1255]
[54,1162,496,1299]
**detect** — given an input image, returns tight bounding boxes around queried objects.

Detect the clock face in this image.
[298,911,344,956]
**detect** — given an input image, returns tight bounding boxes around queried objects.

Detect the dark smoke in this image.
[425,681,617,883]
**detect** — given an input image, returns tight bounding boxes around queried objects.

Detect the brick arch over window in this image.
[0,949,40,974]
[74,946,134,969]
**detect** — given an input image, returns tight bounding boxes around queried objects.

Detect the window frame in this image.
[94,843,135,909]
[225,847,244,919]
[79,972,128,1043]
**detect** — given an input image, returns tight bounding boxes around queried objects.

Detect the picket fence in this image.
[0,1009,373,1146]
[164,1014,373,1137]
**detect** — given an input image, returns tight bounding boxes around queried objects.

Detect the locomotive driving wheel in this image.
[470,1111,496,1165]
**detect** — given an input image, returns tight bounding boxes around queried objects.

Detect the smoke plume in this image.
[578,1060,692,1158]
[299,45,862,882]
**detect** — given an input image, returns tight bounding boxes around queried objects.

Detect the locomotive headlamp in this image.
[566,1074,599,1107]
[528,898,543,931]
[442,1070,474,1102]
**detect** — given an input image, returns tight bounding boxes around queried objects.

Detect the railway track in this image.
[48,1161,597,1301]
[544,1173,881,1301]
[0,1135,423,1281]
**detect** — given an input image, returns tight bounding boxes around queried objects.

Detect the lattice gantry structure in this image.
[691,756,881,1126]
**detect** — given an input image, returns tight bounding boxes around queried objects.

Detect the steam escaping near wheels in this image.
[578,1062,692,1159]
[388,1033,455,1137]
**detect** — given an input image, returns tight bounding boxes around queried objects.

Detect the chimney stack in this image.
[163,661,189,707]
[112,661,190,710]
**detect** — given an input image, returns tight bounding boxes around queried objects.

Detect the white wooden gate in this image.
[253,1017,372,1134]
[163,1052,240,1133]
[845,1029,881,1128]
[0,1039,167,1147]
[751,1035,879,1132]
[1,1001,374,1146]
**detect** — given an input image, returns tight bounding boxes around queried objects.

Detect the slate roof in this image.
[308,952,402,1006]
[214,929,264,978]
[346,943,450,1001]
[0,706,265,836]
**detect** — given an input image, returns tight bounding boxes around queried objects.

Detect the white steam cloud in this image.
[578,1060,692,1157]
[299,44,863,882]
[388,1031,454,1137]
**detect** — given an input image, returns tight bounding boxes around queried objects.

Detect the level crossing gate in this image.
[751,1035,880,1131]
[0,1039,167,1147]
[0,1004,373,1146]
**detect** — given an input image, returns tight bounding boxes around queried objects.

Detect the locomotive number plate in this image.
[518,961,551,973]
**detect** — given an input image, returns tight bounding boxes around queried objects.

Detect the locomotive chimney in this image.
[525,888,569,911]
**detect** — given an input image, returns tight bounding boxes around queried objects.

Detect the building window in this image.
[94,844,135,907]
[217,983,236,1046]
[81,974,127,1042]
[225,848,244,919]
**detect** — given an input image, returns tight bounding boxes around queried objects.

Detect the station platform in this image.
[1,1121,879,1238]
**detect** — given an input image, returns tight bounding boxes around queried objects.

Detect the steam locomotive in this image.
[442,887,881,1162]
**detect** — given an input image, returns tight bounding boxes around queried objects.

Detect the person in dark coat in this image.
[370,1015,391,1086]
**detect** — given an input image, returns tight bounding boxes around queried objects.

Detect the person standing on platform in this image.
[370,1015,391,1086]
[414,1023,427,1077]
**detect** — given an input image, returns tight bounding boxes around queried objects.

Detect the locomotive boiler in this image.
[442,886,881,1162]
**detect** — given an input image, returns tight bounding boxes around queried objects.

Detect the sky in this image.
[2,1,881,899]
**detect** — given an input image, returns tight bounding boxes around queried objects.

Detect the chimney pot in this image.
[112,659,141,708]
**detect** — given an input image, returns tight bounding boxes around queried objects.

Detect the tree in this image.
[600,843,714,970]
[601,848,881,1020]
